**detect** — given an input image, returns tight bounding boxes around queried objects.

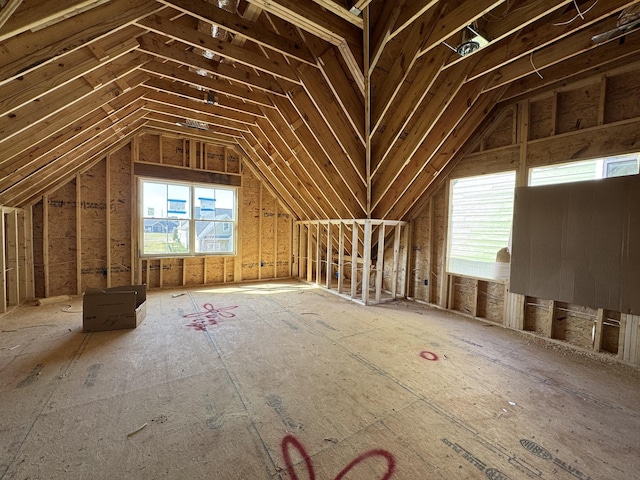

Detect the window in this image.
[141,179,236,256]
[447,171,516,280]
[529,153,639,186]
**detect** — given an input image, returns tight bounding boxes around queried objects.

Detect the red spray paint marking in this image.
[419,351,439,361]
[184,303,237,330]
[281,434,396,480]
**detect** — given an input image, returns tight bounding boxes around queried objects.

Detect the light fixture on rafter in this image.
[455,24,490,56]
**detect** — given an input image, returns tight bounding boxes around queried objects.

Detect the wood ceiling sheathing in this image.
[0,0,639,218]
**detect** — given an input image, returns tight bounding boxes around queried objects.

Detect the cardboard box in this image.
[83,285,147,332]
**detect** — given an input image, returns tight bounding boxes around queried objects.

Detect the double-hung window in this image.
[140,179,236,256]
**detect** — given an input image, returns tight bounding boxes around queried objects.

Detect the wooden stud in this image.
[42,195,49,298]
[145,259,150,287]
[545,300,556,339]
[306,224,313,282]
[338,222,345,294]
[618,314,627,361]
[391,224,402,299]
[315,222,321,285]
[362,220,372,305]
[76,173,82,294]
[0,209,5,312]
[288,210,293,278]
[159,258,164,289]
[131,137,138,285]
[350,222,358,299]
[274,201,278,279]
[593,308,605,352]
[427,197,435,303]
[8,210,19,306]
[471,279,479,317]
[106,153,111,288]
[375,223,385,303]
[598,75,607,126]
[20,208,35,301]
[258,181,263,281]
[234,183,243,283]
[438,182,450,308]
[326,222,332,289]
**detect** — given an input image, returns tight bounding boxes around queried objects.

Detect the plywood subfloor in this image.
[1,281,639,479]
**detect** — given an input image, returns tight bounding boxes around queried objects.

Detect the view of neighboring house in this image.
[143,219,180,233]
[175,207,234,253]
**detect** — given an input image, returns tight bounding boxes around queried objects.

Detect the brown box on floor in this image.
[83,285,147,332]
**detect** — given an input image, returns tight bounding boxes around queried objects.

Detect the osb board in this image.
[553,302,595,349]
[450,146,519,180]
[276,210,291,278]
[556,84,599,135]
[205,256,225,284]
[32,200,45,298]
[145,259,161,289]
[528,97,553,140]
[227,151,240,174]
[224,257,235,283]
[483,109,514,150]
[432,187,447,306]
[204,144,225,172]
[524,298,552,335]
[138,134,160,163]
[110,239,131,287]
[604,69,640,123]
[47,181,76,242]
[109,147,132,287]
[411,212,430,302]
[110,143,132,174]
[477,281,504,324]
[161,258,183,287]
[261,190,276,274]
[184,258,205,286]
[452,276,476,316]
[241,172,260,281]
[80,160,107,290]
[162,136,184,167]
[47,181,77,295]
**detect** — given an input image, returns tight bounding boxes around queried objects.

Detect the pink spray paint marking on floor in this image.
[281,433,396,480]
[184,303,238,330]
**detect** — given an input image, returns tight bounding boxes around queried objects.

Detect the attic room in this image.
[1,0,640,478]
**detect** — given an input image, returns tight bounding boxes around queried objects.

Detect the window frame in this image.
[139,177,238,258]
[446,170,517,282]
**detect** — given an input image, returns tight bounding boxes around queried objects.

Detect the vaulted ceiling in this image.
[1,0,639,219]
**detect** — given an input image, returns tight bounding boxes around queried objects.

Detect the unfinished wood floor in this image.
[1,281,639,479]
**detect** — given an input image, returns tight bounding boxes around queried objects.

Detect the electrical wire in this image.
[553,0,598,26]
